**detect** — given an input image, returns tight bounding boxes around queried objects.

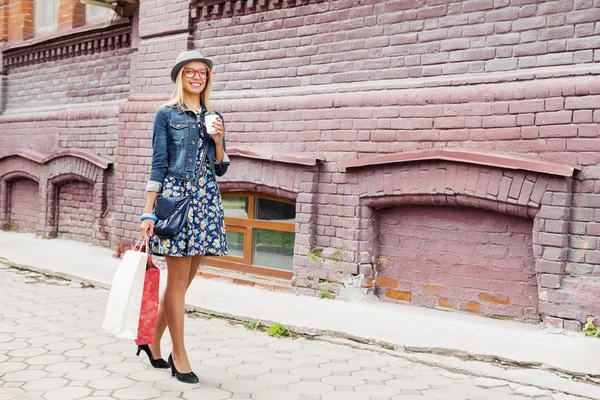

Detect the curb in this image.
[2,259,599,399]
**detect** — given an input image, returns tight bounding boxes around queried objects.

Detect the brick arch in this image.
[1,170,40,183]
[220,182,297,202]
[49,173,95,187]
[340,148,578,323]
[363,193,535,219]
[218,149,322,277]
[0,156,44,186]
[46,157,105,184]
[0,149,112,241]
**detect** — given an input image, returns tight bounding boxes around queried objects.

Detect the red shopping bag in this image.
[134,239,160,345]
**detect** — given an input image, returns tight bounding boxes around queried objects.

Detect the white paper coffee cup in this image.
[204,112,219,135]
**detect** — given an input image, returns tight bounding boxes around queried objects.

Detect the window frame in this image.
[34,0,60,36]
[203,191,295,279]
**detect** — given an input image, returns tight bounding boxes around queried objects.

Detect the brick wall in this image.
[58,0,85,31]
[195,0,600,92]
[212,76,600,165]
[0,1,8,42]
[0,105,119,159]
[57,181,95,242]
[138,0,189,38]
[8,0,33,41]
[112,99,162,241]
[4,0,600,328]
[8,178,39,233]
[5,50,130,111]
[376,205,538,320]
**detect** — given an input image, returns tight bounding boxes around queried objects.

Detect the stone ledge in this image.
[338,148,580,177]
[0,149,113,169]
[228,147,323,166]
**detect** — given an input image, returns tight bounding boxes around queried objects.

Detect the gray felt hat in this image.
[171,50,213,83]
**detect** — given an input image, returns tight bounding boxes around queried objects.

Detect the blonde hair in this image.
[163,62,213,112]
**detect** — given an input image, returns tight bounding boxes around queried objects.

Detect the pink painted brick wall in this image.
[377,205,538,320]
[0,106,121,157]
[8,179,39,233]
[138,0,189,38]
[195,0,600,91]
[213,79,600,166]
[5,50,130,110]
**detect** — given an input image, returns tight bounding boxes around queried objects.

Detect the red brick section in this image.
[57,181,95,242]
[58,0,85,31]
[376,206,538,320]
[8,0,33,41]
[0,1,8,42]
[8,179,39,234]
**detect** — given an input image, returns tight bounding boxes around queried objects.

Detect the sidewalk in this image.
[1,231,600,382]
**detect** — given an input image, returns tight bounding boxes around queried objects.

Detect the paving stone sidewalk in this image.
[0,264,588,400]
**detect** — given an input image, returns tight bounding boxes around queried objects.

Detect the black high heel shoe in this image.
[168,353,199,384]
[136,344,170,369]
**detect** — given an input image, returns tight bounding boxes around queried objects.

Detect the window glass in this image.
[252,229,294,271]
[222,197,248,219]
[226,231,244,258]
[86,4,115,22]
[36,0,59,33]
[255,198,296,223]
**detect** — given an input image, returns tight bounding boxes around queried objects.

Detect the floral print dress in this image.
[149,110,228,257]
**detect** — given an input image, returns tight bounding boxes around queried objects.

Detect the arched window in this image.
[204,192,295,279]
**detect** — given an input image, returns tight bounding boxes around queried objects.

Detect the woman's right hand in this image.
[140,219,155,238]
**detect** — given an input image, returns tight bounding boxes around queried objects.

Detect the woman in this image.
[138,50,229,383]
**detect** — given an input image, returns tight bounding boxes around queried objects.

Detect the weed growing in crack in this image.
[267,322,291,337]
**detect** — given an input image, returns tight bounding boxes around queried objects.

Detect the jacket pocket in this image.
[168,120,188,144]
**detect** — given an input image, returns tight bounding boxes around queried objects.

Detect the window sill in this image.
[198,263,292,291]
[203,257,294,280]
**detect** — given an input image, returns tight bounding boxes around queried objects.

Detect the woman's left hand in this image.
[211,117,225,145]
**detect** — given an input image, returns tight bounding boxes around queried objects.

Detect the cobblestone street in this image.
[0,264,587,400]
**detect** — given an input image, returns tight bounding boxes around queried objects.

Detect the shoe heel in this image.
[171,367,175,377]
[136,346,141,357]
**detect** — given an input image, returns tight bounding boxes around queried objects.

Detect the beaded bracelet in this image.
[140,213,158,222]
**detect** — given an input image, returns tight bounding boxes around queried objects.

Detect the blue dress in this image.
[149,110,228,257]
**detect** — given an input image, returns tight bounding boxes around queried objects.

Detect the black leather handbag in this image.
[153,195,192,238]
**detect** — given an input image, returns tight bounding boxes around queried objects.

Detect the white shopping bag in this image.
[102,239,148,339]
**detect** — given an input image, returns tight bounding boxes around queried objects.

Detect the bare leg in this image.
[148,293,167,359]
[163,255,193,373]
[189,255,204,286]
[149,256,203,359]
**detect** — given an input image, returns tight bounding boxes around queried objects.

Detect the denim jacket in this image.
[146,105,230,192]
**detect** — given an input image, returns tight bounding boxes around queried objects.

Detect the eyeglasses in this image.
[183,68,210,79]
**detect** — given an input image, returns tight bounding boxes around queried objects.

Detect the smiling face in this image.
[181,61,210,97]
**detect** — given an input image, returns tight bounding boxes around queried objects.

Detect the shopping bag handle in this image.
[132,235,151,254]
[133,236,145,251]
